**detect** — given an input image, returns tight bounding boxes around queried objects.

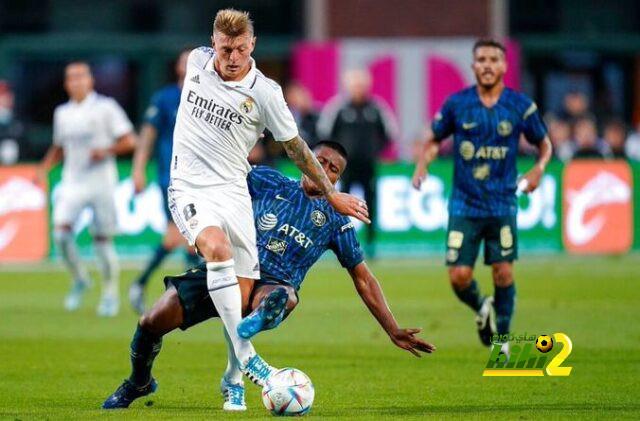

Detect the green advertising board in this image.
[278,159,564,256]
[45,159,636,258]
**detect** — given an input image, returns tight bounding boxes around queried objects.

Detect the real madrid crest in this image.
[240,97,254,114]
[497,120,513,137]
[310,210,326,227]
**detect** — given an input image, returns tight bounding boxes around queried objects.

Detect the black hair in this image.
[313,141,348,161]
[473,38,506,54]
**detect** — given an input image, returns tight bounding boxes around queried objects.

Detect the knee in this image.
[285,288,298,313]
[138,311,159,334]
[449,267,473,290]
[197,231,232,262]
[492,264,513,287]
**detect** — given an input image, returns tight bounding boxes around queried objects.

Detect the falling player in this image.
[166,8,369,394]
[412,39,552,353]
[36,62,135,317]
[129,49,200,314]
[102,141,434,410]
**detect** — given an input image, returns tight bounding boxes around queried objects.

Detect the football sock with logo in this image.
[207,260,255,365]
[494,283,516,335]
[95,239,119,298]
[129,324,162,386]
[453,279,484,312]
[135,245,170,287]
[54,229,89,284]
[222,327,244,384]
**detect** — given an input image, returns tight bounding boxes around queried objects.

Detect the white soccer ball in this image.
[262,367,314,416]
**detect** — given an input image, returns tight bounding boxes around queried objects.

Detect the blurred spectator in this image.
[602,118,627,159]
[0,81,26,164]
[558,90,590,124]
[546,117,575,161]
[285,81,319,146]
[317,69,398,257]
[571,116,610,159]
[625,122,640,161]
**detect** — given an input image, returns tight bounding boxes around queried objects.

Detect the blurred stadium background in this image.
[1,0,639,419]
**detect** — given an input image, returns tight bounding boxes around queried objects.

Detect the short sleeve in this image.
[431,98,455,141]
[521,101,547,145]
[263,87,299,142]
[52,108,63,146]
[106,99,134,139]
[143,92,164,129]
[329,219,364,269]
[247,165,289,197]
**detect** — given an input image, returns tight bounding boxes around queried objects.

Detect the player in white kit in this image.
[167,9,370,410]
[37,62,135,317]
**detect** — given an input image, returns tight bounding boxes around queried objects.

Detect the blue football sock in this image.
[136,245,170,287]
[129,324,162,386]
[494,283,516,335]
[453,279,484,312]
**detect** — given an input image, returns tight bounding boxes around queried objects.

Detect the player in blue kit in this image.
[412,39,552,353]
[129,49,200,314]
[103,141,435,411]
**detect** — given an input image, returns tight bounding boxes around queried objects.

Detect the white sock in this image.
[223,327,244,385]
[206,260,255,365]
[95,239,119,298]
[54,229,89,284]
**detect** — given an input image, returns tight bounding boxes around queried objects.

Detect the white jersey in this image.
[53,91,133,186]
[171,47,298,188]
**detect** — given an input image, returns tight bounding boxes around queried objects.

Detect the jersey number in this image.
[183,203,197,221]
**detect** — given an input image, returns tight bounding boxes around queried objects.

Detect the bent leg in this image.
[237,283,298,340]
[449,266,484,313]
[129,288,184,386]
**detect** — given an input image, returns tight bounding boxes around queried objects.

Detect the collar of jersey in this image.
[71,91,97,106]
[207,55,257,88]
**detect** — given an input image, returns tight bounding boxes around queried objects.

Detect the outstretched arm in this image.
[282,135,370,223]
[347,262,436,357]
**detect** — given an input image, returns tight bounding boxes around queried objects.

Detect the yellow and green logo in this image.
[483,333,573,377]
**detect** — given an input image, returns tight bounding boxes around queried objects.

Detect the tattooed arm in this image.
[282,136,370,223]
[282,136,337,196]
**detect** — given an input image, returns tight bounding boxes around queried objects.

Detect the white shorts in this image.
[53,182,117,236]
[168,180,259,279]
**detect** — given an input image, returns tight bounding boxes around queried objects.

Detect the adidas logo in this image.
[190,74,200,84]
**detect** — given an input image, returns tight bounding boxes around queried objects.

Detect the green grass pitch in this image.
[1,255,639,419]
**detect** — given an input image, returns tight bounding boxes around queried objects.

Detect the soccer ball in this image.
[536,335,554,353]
[262,368,314,416]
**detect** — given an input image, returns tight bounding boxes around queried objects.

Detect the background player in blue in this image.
[103,141,435,411]
[412,39,552,354]
[129,49,199,314]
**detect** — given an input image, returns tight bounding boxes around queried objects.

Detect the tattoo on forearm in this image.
[284,137,335,195]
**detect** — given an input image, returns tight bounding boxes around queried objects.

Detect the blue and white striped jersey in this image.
[248,166,364,290]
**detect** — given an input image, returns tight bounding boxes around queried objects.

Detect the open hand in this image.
[327,192,370,224]
[389,327,436,357]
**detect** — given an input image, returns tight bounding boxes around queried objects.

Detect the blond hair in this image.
[213,8,254,37]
